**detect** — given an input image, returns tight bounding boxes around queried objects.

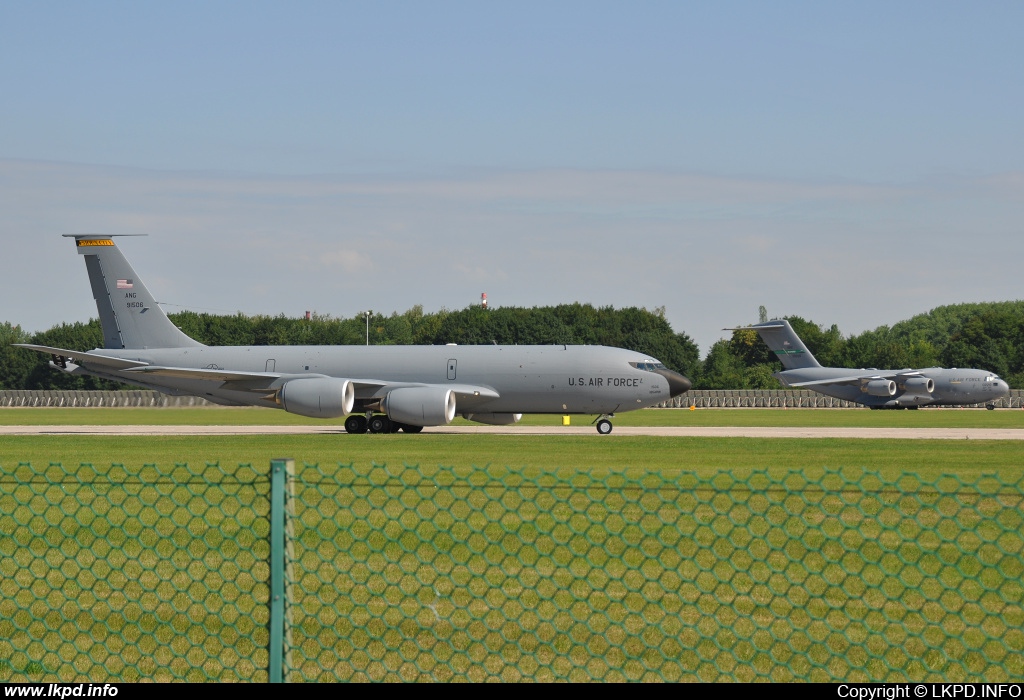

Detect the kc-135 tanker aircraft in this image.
[730,319,1010,409]
[16,236,692,434]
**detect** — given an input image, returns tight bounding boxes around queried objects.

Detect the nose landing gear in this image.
[594,414,615,435]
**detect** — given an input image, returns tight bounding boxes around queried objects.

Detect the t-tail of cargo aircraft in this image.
[16,236,691,433]
[738,320,820,370]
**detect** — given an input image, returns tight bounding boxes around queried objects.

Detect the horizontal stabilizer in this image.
[13,344,150,371]
[722,323,787,331]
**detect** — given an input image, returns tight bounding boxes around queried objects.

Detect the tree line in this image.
[3,300,1021,390]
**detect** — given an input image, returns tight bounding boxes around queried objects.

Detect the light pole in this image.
[363,310,372,346]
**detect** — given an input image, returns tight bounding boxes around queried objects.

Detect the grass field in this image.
[2,434,1023,480]
[1,406,1022,478]
[2,407,1022,682]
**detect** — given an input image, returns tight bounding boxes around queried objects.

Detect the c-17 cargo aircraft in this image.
[729,319,1010,409]
[16,236,691,433]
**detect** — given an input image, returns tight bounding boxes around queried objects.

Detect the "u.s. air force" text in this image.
[568,377,641,387]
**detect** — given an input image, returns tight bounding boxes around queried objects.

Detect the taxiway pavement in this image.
[2,425,1023,439]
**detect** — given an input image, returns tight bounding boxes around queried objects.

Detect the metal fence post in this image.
[269,458,294,683]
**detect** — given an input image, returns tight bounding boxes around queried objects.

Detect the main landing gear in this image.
[344,415,367,433]
[594,414,615,435]
[344,413,424,434]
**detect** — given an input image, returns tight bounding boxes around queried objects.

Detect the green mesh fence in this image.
[2,463,1023,682]
[285,465,1024,682]
[0,463,271,682]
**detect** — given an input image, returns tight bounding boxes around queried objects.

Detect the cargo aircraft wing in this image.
[786,370,925,388]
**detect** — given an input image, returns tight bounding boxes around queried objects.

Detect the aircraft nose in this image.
[656,369,692,397]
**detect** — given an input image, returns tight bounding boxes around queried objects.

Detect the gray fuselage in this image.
[94,343,682,415]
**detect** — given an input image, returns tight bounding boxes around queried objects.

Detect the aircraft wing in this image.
[125,366,286,383]
[124,366,500,398]
[787,370,923,388]
[429,383,500,399]
[13,344,150,370]
[348,380,500,400]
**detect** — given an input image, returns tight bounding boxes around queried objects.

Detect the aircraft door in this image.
[447,359,457,380]
[266,359,276,372]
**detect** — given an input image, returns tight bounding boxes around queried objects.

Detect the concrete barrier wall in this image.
[655,389,1024,409]
[1,389,1021,409]
[0,390,214,407]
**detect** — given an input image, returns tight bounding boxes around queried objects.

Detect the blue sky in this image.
[2,2,1022,354]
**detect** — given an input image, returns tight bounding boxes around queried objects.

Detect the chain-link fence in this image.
[2,462,1023,682]
[0,463,271,682]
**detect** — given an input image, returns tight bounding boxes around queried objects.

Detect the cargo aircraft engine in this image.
[900,377,935,395]
[383,387,457,426]
[862,379,897,397]
[462,412,523,426]
[279,377,355,418]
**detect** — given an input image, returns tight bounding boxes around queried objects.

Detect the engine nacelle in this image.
[900,377,935,395]
[462,412,523,426]
[279,377,354,418]
[862,379,897,397]
[384,387,457,426]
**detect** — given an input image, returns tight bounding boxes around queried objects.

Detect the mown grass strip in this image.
[1,434,1021,480]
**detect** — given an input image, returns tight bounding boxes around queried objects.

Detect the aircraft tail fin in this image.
[733,319,822,370]
[68,235,204,349]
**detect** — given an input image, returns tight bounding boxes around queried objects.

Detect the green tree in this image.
[0,322,34,390]
[382,313,413,345]
[743,363,779,389]
[700,339,747,389]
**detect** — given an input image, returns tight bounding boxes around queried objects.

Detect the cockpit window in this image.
[629,361,668,372]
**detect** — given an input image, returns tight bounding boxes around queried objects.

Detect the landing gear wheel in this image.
[401,425,424,433]
[344,415,367,434]
[596,419,613,435]
[986,403,996,411]
[368,415,392,433]
[389,420,402,433]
